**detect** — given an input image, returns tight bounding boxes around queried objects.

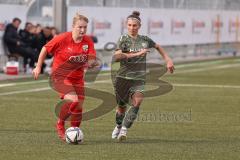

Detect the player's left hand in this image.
[87,59,101,69]
[166,59,175,73]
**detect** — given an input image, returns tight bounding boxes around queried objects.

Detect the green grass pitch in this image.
[0,57,239,160]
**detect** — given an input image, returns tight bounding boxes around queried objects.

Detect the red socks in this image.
[58,101,72,125]
[70,102,83,127]
[58,101,83,128]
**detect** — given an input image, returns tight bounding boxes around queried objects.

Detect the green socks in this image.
[122,106,139,128]
[116,112,125,127]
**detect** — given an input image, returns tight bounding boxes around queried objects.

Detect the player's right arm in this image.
[32,47,48,80]
[32,33,65,79]
[113,35,149,61]
[113,49,149,62]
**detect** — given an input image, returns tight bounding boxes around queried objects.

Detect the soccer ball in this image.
[65,127,84,144]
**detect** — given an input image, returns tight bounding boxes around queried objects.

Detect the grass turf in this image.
[0,57,240,160]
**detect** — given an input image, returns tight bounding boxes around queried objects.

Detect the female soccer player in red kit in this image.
[32,13,97,141]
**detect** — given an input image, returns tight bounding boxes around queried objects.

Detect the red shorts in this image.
[50,75,85,100]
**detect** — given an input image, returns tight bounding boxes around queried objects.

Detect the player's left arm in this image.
[155,44,175,73]
[87,38,100,69]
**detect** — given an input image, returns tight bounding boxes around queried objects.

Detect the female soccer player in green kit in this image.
[112,11,175,141]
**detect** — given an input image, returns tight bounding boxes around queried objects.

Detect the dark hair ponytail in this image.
[127,11,141,23]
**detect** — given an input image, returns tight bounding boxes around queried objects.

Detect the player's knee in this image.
[132,93,144,107]
[70,96,79,102]
[117,106,127,113]
[133,101,142,107]
[64,94,79,102]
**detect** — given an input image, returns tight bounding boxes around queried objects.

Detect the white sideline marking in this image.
[175,63,240,74]
[0,60,239,94]
[0,87,51,96]
[176,58,240,68]
[173,83,240,89]
[0,60,239,88]
[0,78,110,88]
[0,80,48,88]
[0,83,15,87]
[0,80,112,96]
[176,60,224,68]
[0,83,239,96]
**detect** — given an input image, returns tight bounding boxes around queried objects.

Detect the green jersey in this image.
[116,34,156,81]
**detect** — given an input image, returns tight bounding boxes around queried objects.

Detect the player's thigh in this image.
[114,77,132,106]
[73,83,85,102]
[64,82,84,102]
[64,91,84,111]
[64,91,79,102]
[130,81,145,107]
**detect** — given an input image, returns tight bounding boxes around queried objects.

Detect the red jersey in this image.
[44,32,96,80]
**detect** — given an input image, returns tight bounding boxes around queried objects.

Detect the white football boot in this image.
[112,125,121,139]
[117,126,127,141]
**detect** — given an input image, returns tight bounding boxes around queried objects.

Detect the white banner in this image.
[67,7,240,49]
[0,4,27,55]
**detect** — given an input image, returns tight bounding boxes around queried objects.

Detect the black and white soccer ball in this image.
[65,127,84,144]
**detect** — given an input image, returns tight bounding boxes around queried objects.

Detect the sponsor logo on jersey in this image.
[82,45,89,51]
[129,48,142,52]
[142,42,147,48]
[69,55,88,63]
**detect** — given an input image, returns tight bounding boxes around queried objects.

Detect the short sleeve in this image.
[115,35,123,51]
[146,36,156,48]
[115,35,131,53]
[44,33,66,55]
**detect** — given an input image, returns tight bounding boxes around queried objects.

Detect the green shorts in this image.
[114,77,145,106]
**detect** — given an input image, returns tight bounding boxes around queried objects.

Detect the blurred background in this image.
[0,0,240,75]
[0,2,240,159]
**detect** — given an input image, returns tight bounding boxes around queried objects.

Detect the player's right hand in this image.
[32,67,41,80]
[138,48,150,56]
